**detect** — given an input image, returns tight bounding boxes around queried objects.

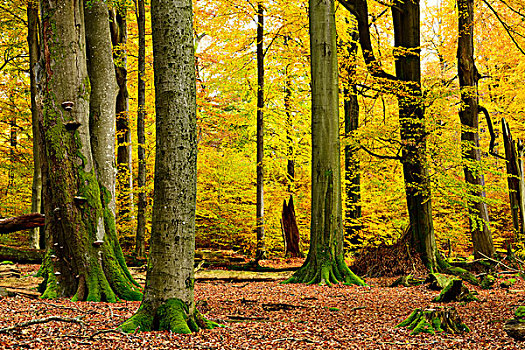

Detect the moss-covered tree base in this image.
[282,254,366,286]
[396,306,470,335]
[119,299,221,334]
[433,278,478,302]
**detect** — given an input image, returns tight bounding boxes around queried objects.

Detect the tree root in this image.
[119,298,221,334]
[396,306,469,335]
[282,254,366,286]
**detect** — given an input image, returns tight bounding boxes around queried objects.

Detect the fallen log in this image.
[0,245,44,263]
[0,213,45,234]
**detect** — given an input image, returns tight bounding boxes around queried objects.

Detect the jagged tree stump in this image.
[504,306,525,340]
[433,279,478,302]
[396,306,470,335]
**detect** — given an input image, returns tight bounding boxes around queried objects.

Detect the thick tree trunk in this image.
[37,0,141,302]
[457,0,494,258]
[110,1,133,221]
[27,1,43,249]
[120,0,217,333]
[255,3,266,261]
[342,20,362,252]
[392,0,437,269]
[135,0,147,258]
[284,0,364,286]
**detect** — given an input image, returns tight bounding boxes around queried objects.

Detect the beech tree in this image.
[457,0,494,258]
[284,0,365,286]
[119,0,218,332]
[37,0,141,301]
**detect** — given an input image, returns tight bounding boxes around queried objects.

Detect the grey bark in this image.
[135,0,147,258]
[85,0,119,216]
[143,0,198,311]
[285,0,364,286]
[37,0,141,301]
[255,2,266,260]
[27,1,42,249]
[457,0,494,258]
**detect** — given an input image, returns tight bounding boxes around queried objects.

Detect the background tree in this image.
[37,0,141,301]
[134,0,147,258]
[110,0,133,222]
[284,0,364,286]
[120,0,218,332]
[457,0,494,258]
[27,0,42,249]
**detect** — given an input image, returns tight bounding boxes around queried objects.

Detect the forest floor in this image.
[0,262,523,349]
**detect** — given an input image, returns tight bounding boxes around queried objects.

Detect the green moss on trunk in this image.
[119,299,221,334]
[283,253,366,286]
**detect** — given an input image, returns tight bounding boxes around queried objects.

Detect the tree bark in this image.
[284,0,364,286]
[135,0,147,258]
[37,0,141,302]
[341,19,362,252]
[282,196,302,258]
[255,2,266,261]
[284,36,295,192]
[120,0,217,333]
[392,0,437,269]
[27,1,43,249]
[0,213,45,234]
[110,1,133,221]
[457,0,494,258]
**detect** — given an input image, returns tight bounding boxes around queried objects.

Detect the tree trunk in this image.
[392,0,437,269]
[27,1,43,249]
[284,36,295,192]
[135,0,147,258]
[255,2,266,261]
[120,0,217,333]
[502,118,525,238]
[284,0,364,286]
[110,1,133,221]
[457,0,494,258]
[342,19,362,253]
[37,0,141,302]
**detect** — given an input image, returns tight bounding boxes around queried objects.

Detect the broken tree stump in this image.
[427,273,456,290]
[433,279,478,302]
[281,195,302,258]
[505,306,525,340]
[396,306,470,335]
[0,213,45,234]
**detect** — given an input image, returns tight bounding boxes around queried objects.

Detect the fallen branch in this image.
[0,316,84,333]
[478,252,520,273]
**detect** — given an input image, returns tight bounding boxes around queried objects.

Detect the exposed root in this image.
[119,299,221,334]
[282,254,366,286]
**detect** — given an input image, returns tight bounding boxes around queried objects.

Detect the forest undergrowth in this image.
[0,263,522,349]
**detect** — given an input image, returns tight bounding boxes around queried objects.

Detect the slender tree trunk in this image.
[284,36,295,192]
[255,2,266,260]
[37,0,141,302]
[342,20,362,252]
[120,0,217,333]
[457,0,494,258]
[135,0,147,258]
[284,0,364,286]
[392,0,437,269]
[110,1,133,221]
[27,0,42,249]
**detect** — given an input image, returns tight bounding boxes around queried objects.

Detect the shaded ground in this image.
[0,264,523,349]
